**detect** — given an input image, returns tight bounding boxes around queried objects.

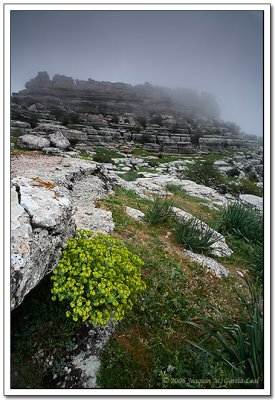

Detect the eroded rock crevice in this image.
[11,157,117,310]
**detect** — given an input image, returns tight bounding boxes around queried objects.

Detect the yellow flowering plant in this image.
[51,230,146,328]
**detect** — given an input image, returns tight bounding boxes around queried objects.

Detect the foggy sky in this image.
[11,10,263,136]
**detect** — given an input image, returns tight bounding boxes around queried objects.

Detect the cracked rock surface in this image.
[11,176,75,310]
[71,175,115,234]
[10,154,116,310]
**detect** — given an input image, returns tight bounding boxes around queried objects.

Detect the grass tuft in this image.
[218,203,263,243]
[175,218,218,254]
[143,196,175,225]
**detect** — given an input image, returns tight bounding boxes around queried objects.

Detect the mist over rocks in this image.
[11,72,262,156]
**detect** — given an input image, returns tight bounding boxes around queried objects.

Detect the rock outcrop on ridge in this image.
[11,72,262,155]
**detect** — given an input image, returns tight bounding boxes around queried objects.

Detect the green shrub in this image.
[218,203,263,243]
[49,107,80,126]
[143,196,174,225]
[186,279,263,387]
[226,167,240,178]
[121,170,139,181]
[147,159,159,167]
[51,230,146,328]
[93,153,113,164]
[150,114,163,126]
[11,128,24,138]
[238,179,262,196]
[184,160,225,188]
[175,218,218,253]
[218,179,262,198]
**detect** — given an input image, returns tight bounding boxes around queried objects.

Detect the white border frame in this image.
[3,2,271,397]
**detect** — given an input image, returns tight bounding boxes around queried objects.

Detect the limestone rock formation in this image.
[49,131,71,149]
[17,134,50,150]
[10,155,123,310]
[52,74,76,89]
[11,72,261,154]
[25,71,51,89]
[11,177,75,309]
[184,250,229,278]
[239,194,263,212]
[125,206,145,221]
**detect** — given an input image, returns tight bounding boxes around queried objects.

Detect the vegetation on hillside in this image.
[11,149,264,390]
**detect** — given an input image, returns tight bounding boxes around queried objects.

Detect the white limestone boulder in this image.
[17,134,50,150]
[49,131,71,149]
[239,194,263,212]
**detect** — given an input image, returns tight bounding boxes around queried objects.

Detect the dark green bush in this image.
[218,203,263,243]
[49,107,80,126]
[238,179,262,196]
[226,167,240,178]
[93,152,113,164]
[184,160,225,188]
[150,114,163,126]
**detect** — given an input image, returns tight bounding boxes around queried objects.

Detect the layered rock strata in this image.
[11,72,261,154]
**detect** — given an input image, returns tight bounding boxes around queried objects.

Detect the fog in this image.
[11,10,263,136]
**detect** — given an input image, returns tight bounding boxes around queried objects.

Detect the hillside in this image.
[10,73,264,390]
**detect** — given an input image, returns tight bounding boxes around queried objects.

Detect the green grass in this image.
[153,154,188,165]
[137,166,156,173]
[186,278,263,387]
[166,183,221,227]
[95,146,125,159]
[132,147,151,157]
[11,183,264,389]
[97,230,252,389]
[79,149,92,160]
[93,147,126,163]
[166,184,208,204]
[96,188,263,389]
[97,187,150,234]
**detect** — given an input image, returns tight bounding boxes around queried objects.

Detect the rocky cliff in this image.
[11,72,261,154]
